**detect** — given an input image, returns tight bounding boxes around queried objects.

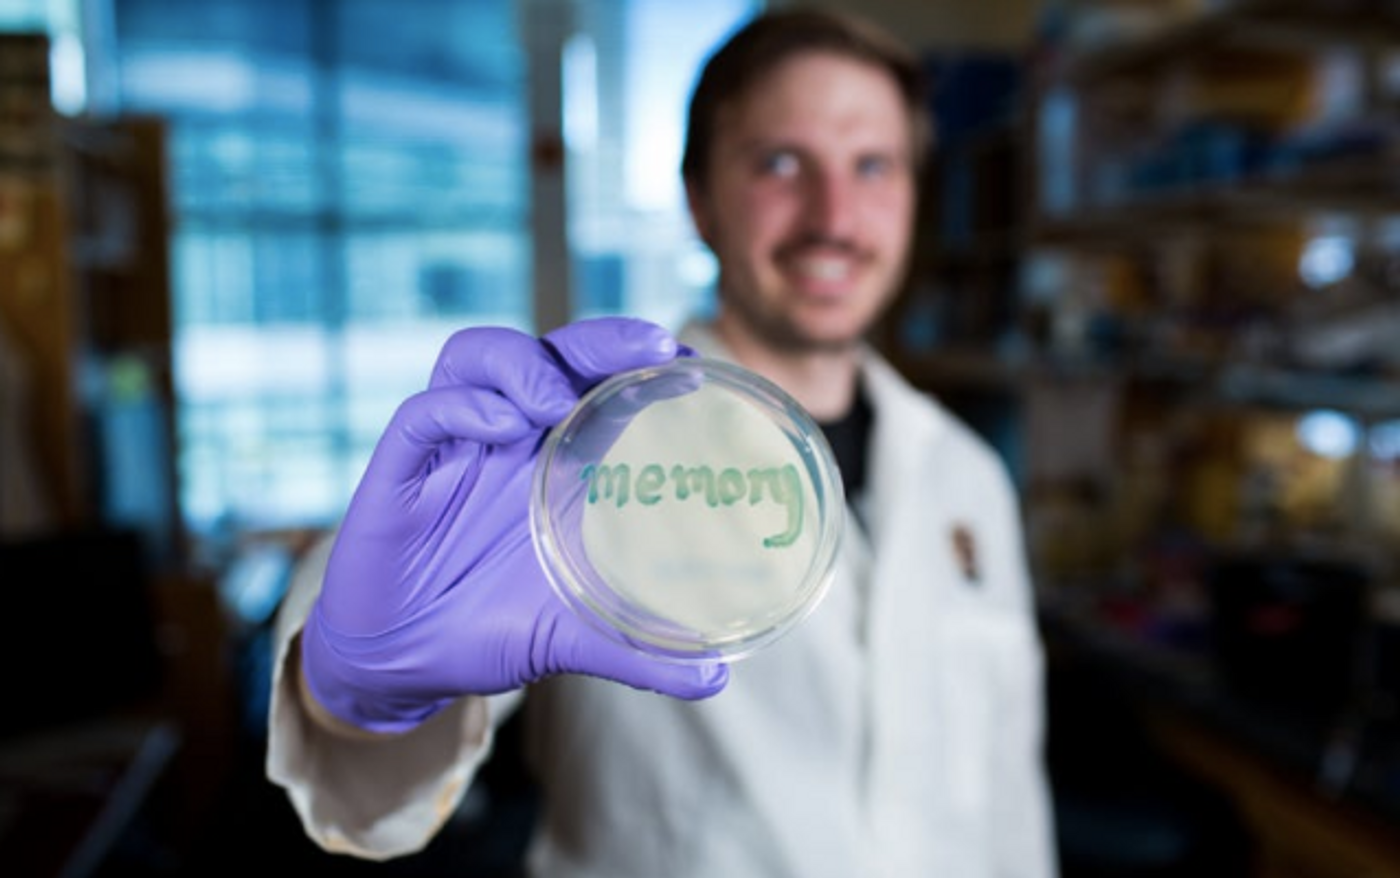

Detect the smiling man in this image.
[267,9,1058,878]
[683,30,922,419]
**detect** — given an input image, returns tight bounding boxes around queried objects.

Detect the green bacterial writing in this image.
[579,462,804,548]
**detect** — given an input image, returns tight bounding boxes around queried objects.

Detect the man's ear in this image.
[684,178,714,248]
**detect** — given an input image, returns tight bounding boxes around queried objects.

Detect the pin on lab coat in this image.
[266,326,1058,878]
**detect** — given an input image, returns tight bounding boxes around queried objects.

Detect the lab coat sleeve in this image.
[264,532,524,860]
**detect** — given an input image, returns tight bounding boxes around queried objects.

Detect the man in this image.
[267,8,1057,876]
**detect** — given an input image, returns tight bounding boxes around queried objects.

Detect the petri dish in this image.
[531,357,845,663]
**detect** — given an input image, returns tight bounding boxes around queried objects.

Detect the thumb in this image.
[543,623,729,700]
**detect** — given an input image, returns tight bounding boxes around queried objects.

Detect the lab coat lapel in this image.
[858,352,948,559]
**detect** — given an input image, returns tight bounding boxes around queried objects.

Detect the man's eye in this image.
[760,152,799,177]
[856,155,895,178]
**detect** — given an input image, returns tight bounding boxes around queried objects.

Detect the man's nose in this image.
[804,170,857,239]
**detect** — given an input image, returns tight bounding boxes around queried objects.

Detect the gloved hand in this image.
[300,318,729,735]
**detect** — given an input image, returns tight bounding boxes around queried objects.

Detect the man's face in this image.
[688,51,918,354]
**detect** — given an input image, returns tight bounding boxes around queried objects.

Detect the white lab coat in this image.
[266,324,1057,877]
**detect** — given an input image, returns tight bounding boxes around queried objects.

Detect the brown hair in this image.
[680,7,934,191]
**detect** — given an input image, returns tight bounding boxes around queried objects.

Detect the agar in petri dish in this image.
[531,357,845,663]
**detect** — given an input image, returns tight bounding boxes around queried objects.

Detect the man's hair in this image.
[680,7,934,191]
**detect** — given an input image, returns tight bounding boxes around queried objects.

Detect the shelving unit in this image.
[1027,0,1399,531]
[0,44,182,565]
[0,34,236,875]
[1040,2,1400,869]
[881,3,1400,870]
[885,0,1400,550]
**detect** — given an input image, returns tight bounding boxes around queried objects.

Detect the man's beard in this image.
[717,283,866,355]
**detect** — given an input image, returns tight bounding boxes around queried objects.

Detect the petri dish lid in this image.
[531,357,845,663]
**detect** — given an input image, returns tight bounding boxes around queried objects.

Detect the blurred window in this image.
[108,0,754,542]
[565,0,755,328]
[114,0,529,536]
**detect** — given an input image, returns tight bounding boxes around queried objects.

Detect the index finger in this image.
[428,326,576,425]
[542,317,679,391]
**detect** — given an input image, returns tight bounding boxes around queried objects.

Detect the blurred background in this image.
[3,0,1400,875]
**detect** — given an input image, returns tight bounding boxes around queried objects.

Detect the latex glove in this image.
[301,318,728,735]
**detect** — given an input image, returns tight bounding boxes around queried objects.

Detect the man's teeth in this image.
[793,256,850,281]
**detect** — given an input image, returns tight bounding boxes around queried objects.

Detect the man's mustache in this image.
[776,234,864,260]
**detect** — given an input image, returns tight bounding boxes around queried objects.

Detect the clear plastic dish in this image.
[531,357,845,663]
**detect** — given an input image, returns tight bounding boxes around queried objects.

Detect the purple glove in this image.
[300,318,729,735]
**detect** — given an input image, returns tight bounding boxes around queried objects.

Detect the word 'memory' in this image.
[579,462,804,548]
